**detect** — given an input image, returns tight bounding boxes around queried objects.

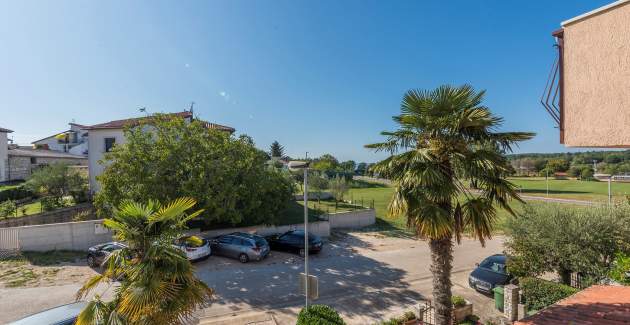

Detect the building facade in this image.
[6,147,87,181]
[32,123,88,156]
[543,0,630,147]
[0,127,12,183]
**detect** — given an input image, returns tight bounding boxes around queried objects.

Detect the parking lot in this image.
[0,231,504,324]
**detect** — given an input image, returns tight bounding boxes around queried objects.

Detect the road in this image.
[0,232,504,324]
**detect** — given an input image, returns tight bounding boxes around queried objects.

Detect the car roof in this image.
[10,301,87,325]
[230,232,260,240]
[483,254,506,264]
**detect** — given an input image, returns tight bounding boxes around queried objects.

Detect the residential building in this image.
[85,111,234,192]
[6,146,87,181]
[542,0,630,147]
[32,123,88,156]
[515,285,630,324]
[0,127,13,183]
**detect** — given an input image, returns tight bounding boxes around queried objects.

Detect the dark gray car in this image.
[210,232,270,263]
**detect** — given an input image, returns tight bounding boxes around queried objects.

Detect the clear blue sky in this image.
[0,0,613,162]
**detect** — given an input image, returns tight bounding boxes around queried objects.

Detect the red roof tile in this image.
[84,111,235,133]
[515,285,630,325]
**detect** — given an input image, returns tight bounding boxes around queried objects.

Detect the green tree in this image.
[365,85,533,325]
[355,162,368,175]
[339,160,356,173]
[270,140,284,158]
[95,114,294,227]
[605,154,624,164]
[329,174,348,202]
[309,173,329,201]
[26,163,89,207]
[505,204,630,284]
[311,154,339,172]
[76,198,213,325]
[533,159,547,172]
[545,159,570,173]
[581,167,594,180]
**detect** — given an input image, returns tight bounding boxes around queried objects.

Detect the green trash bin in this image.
[493,286,504,312]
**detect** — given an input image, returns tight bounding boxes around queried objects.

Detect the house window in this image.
[104,137,116,152]
[30,157,37,164]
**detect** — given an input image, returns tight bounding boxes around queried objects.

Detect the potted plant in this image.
[452,295,473,323]
[401,311,417,325]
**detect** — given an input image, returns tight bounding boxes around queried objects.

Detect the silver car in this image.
[210,232,270,263]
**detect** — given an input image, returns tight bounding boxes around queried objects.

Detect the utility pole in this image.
[546,169,549,197]
[608,176,612,206]
[189,101,195,117]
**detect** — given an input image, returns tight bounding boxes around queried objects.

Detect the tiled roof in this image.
[8,148,87,159]
[515,285,630,325]
[0,127,13,133]
[84,111,235,133]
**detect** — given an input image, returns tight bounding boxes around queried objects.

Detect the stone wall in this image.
[5,156,88,181]
[0,203,95,228]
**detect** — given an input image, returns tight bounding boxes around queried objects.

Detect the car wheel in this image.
[299,248,305,257]
[87,255,96,267]
[239,253,249,263]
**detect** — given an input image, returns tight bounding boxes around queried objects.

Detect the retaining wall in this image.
[17,219,113,251]
[325,209,376,229]
[195,221,331,238]
[0,203,95,228]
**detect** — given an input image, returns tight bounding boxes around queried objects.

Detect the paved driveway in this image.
[0,231,504,324]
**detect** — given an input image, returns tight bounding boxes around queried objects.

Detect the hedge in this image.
[0,186,34,202]
[297,305,346,325]
[520,277,579,311]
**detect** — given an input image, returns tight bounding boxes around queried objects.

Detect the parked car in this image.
[173,235,211,261]
[86,241,127,267]
[468,254,511,294]
[9,301,87,325]
[266,230,323,257]
[210,232,270,263]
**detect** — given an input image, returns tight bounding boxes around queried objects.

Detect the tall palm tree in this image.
[365,85,534,325]
[75,197,213,325]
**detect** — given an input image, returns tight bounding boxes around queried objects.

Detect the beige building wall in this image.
[562,1,630,147]
[87,128,125,192]
[0,132,7,182]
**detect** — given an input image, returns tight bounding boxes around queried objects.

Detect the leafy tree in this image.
[545,159,569,173]
[311,154,339,172]
[567,166,581,178]
[605,154,624,164]
[356,162,368,175]
[504,204,630,284]
[76,198,213,324]
[270,140,284,158]
[329,175,348,202]
[309,173,329,201]
[339,160,356,173]
[26,163,89,207]
[533,159,547,172]
[365,85,533,325]
[581,167,594,180]
[95,114,294,227]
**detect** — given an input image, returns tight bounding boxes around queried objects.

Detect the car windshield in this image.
[479,257,507,274]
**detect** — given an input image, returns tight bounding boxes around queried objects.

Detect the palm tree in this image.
[75,197,213,325]
[365,85,534,325]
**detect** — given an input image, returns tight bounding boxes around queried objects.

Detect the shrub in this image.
[297,305,345,325]
[520,277,579,311]
[451,295,466,308]
[401,311,416,321]
[0,186,33,202]
[40,196,63,211]
[0,200,17,218]
[608,252,630,285]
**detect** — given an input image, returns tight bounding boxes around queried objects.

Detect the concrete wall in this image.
[326,209,376,229]
[88,129,125,192]
[562,1,630,147]
[5,155,87,181]
[17,219,113,251]
[0,132,7,182]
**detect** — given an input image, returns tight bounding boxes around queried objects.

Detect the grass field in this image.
[508,177,630,202]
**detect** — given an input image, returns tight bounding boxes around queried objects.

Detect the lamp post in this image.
[288,160,311,308]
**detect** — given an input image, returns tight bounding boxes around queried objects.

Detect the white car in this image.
[173,235,211,261]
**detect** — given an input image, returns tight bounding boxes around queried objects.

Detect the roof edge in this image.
[562,0,630,26]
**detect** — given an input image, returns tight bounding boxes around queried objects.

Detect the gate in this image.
[0,227,20,256]
[418,300,436,325]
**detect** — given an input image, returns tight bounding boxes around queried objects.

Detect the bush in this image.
[0,200,17,218]
[520,277,579,311]
[401,311,416,321]
[40,196,63,211]
[297,305,345,325]
[0,186,33,202]
[451,295,466,308]
[608,252,630,285]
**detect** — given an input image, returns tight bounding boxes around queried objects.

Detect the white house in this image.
[85,111,235,192]
[0,127,13,183]
[32,123,89,156]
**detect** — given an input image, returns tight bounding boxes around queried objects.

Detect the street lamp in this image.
[288,160,311,308]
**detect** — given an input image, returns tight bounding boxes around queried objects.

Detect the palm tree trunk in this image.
[429,236,453,325]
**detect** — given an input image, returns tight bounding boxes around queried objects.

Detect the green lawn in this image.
[508,177,630,202]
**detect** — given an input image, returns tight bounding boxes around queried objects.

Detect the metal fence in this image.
[418,300,436,325]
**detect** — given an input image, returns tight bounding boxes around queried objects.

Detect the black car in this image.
[468,254,511,294]
[87,242,127,267]
[266,230,323,257]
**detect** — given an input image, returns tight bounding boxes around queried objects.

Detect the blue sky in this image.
[0,0,613,162]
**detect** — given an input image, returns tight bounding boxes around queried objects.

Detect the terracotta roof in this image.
[0,127,13,133]
[84,111,235,133]
[515,285,630,325]
[8,148,87,159]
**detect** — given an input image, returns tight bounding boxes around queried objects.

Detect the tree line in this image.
[508,150,630,178]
